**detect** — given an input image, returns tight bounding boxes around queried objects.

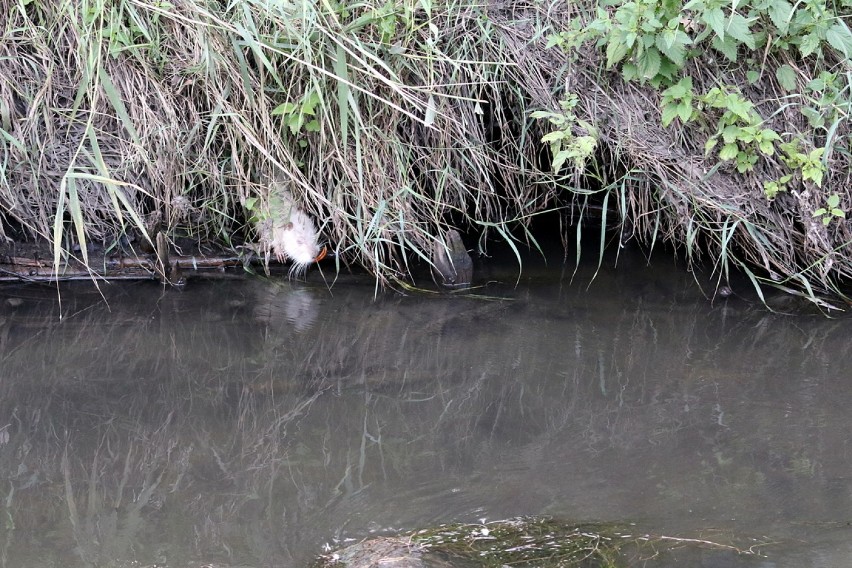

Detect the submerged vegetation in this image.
[312,517,762,567]
[0,0,850,304]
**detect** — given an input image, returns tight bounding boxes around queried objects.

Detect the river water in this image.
[0,246,850,567]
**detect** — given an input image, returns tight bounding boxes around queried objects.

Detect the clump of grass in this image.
[0,0,560,283]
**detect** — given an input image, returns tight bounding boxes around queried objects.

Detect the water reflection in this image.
[0,253,850,567]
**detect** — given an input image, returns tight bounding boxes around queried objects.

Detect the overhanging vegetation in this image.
[0,0,850,305]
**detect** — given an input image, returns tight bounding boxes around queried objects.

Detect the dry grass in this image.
[0,0,850,305]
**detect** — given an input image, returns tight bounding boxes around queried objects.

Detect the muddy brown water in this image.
[0,246,850,567]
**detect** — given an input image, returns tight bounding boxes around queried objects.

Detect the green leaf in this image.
[746,70,760,84]
[760,127,780,139]
[827,194,840,208]
[272,102,297,115]
[542,131,567,143]
[334,43,350,145]
[552,149,571,173]
[705,137,719,155]
[813,208,827,217]
[722,125,741,144]
[804,167,824,186]
[606,38,629,67]
[304,119,321,132]
[727,97,754,122]
[655,29,690,66]
[726,12,756,49]
[712,35,740,61]
[66,177,89,267]
[758,139,776,155]
[800,106,825,128]
[719,143,739,160]
[100,71,141,146]
[826,22,852,58]
[661,104,679,126]
[637,47,661,80]
[767,0,793,34]
[703,7,726,39]
[775,64,797,91]
[677,101,693,122]
[662,76,691,98]
[800,32,820,57]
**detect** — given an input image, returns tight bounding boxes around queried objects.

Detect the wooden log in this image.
[0,253,249,283]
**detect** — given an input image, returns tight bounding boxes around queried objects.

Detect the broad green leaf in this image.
[726,12,756,49]
[655,29,690,66]
[760,128,781,141]
[552,149,571,173]
[800,106,825,127]
[272,102,297,115]
[827,194,840,208]
[722,125,741,144]
[767,0,793,33]
[637,47,661,80]
[712,35,739,61]
[703,7,726,39]
[622,62,639,82]
[542,131,567,143]
[575,136,597,157]
[606,38,629,67]
[807,76,825,91]
[764,181,782,199]
[746,70,760,84]
[677,101,693,122]
[799,32,820,57]
[661,104,679,126]
[826,22,852,58]
[705,136,719,154]
[775,64,797,91]
[728,97,754,122]
[719,143,739,160]
[662,81,687,98]
[304,119,320,132]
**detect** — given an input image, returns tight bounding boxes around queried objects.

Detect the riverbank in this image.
[1,1,849,305]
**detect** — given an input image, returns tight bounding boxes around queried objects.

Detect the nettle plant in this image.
[531,94,599,176]
[566,0,851,200]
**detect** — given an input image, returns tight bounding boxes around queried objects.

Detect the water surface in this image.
[1,249,850,567]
